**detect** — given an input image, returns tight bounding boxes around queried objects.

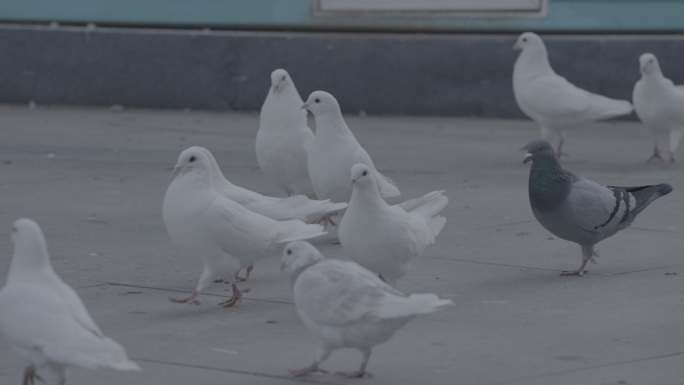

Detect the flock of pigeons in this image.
[0,31,677,384]
[514,32,684,162]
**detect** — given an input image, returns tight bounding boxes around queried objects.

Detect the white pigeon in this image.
[304,90,400,207]
[199,147,347,221]
[198,146,346,280]
[632,53,684,163]
[281,241,452,378]
[162,147,327,307]
[338,164,448,286]
[0,219,141,385]
[513,32,633,156]
[256,69,316,197]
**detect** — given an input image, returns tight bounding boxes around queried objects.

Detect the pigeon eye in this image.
[315,98,320,103]
[282,76,286,81]
[286,249,292,255]
[538,146,544,152]
[522,38,527,42]
[362,170,368,176]
[189,156,197,163]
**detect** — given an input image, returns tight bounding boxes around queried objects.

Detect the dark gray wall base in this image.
[1,24,683,118]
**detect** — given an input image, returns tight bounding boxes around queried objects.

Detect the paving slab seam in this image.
[475,220,537,230]
[485,351,684,385]
[423,256,560,273]
[132,357,347,385]
[606,263,684,276]
[104,282,295,306]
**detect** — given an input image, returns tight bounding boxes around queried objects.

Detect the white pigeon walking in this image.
[162,147,327,307]
[199,147,347,221]
[256,69,316,197]
[513,32,633,156]
[339,164,448,286]
[304,90,399,208]
[281,241,452,378]
[0,219,141,385]
[633,53,684,163]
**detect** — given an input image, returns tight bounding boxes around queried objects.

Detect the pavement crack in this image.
[424,256,559,272]
[131,357,346,385]
[487,351,684,385]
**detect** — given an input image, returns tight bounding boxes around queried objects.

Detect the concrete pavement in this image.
[0,105,682,385]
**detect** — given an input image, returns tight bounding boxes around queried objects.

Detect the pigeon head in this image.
[350,163,374,188]
[280,241,325,275]
[270,68,291,93]
[172,147,213,177]
[513,32,543,51]
[523,139,557,165]
[9,218,51,274]
[639,53,661,76]
[302,91,341,116]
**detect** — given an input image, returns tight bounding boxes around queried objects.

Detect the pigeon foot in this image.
[336,370,373,378]
[169,291,200,305]
[23,365,43,385]
[560,269,586,277]
[289,363,328,377]
[218,283,250,307]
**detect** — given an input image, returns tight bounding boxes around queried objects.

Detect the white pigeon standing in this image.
[304,90,399,209]
[281,241,452,378]
[256,69,316,197]
[339,164,448,286]
[198,146,347,280]
[162,147,327,307]
[632,53,684,163]
[513,32,633,156]
[0,219,141,385]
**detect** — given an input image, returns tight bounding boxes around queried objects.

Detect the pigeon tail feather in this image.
[369,293,453,320]
[620,183,673,216]
[397,190,449,219]
[586,95,633,122]
[276,222,327,243]
[427,216,447,239]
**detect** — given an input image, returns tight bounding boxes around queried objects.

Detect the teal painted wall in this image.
[0,0,683,32]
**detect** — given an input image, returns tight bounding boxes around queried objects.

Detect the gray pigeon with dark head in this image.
[524,139,673,276]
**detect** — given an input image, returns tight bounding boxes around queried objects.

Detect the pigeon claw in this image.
[289,364,328,377]
[335,370,373,378]
[559,269,586,277]
[218,284,250,307]
[168,292,201,305]
[23,365,43,385]
[647,149,665,163]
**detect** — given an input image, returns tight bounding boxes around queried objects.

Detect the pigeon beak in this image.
[272,83,280,92]
[300,103,309,110]
[523,153,533,164]
[280,261,286,271]
[350,178,356,186]
[172,166,181,176]
[513,42,521,50]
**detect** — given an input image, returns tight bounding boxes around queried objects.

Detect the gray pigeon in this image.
[524,139,673,276]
